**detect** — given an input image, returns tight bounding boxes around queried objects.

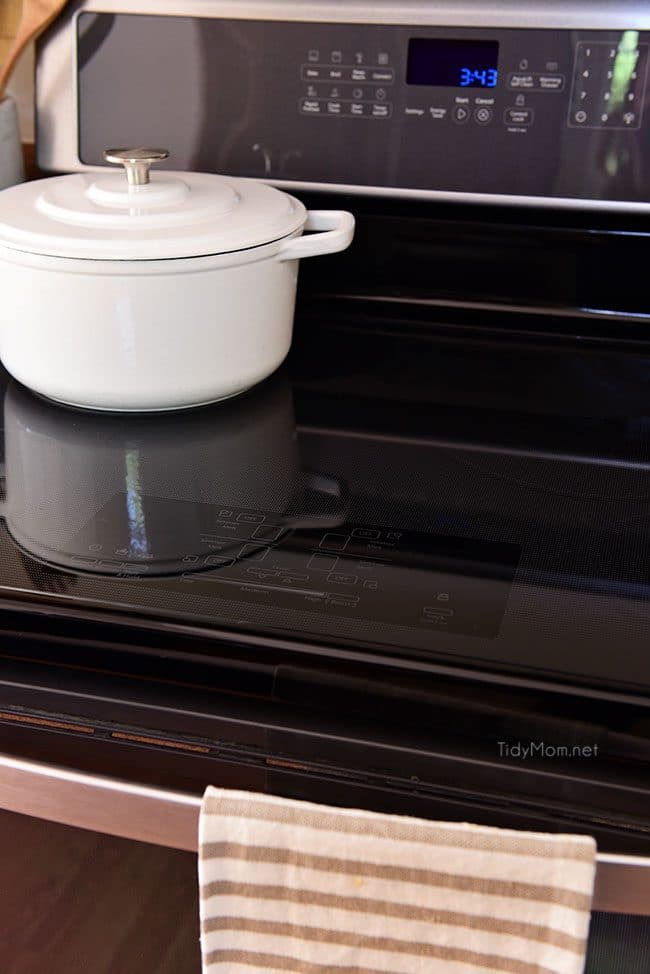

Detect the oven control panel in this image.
[41,11,650,207]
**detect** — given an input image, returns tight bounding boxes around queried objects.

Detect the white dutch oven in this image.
[0,148,354,411]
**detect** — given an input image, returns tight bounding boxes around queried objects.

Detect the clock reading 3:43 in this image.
[460,67,498,87]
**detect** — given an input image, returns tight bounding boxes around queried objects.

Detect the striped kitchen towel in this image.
[198,787,596,974]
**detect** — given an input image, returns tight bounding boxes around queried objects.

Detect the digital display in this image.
[407,39,499,88]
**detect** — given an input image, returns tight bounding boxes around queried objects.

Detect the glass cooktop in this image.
[1,320,650,699]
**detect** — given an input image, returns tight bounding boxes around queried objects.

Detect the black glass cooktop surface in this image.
[1,320,650,700]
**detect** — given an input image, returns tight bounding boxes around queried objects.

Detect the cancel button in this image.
[504,107,534,126]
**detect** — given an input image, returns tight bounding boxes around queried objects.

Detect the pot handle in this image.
[278,210,355,262]
[277,469,349,530]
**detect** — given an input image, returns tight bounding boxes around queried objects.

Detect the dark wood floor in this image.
[0,809,201,973]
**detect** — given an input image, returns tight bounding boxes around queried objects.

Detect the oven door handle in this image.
[0,751,648,916]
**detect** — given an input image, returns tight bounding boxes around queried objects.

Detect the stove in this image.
[6,3,650,957]
[1,202,649,968]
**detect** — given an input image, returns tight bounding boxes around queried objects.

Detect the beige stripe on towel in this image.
[198,788,596,974]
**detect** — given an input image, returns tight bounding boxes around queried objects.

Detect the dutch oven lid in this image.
[0,148,307,260]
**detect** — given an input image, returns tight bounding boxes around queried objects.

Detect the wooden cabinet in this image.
[0,809,201,973]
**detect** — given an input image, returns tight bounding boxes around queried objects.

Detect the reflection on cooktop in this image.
[1,324,650,697]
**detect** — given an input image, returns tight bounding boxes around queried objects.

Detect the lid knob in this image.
[103,147,170,187]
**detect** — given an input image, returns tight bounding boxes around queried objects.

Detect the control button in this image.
[320,533,350,551]
[423,606,454,624]
[299,98,321,114]
[278,571,310,583]
[328,596,359,608]
[537,74,565,91]
[474,106,493,124]
[623,111,637,126]
[452,104,470,124]
[308,553,338,571]
[370,69,394,83]
[504,107,534,126]
[331,50,342,63]
[350,68,367,82]
[237,513,264,523]
[307,50,319,63]
[252,524,283,542]
[508,73,535,89]
[328,68,344,80]
[204,554,233,567]
[301,66,322,80]
[299,98,393,119]
[378,52,389,65]
[376,87,387,100]
[352,528,381,540]
[405,107,425,116]
[352,87,364,100]
[327,572,359,586]
[574,109,587,124]
[245,567,279,580]
[429,107,447,120]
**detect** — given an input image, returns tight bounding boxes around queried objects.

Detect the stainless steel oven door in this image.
[1,752,648,957]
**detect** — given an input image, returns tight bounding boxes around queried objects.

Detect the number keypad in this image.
[569,40,648,129]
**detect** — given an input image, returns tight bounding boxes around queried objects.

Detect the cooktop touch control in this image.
[568,38,648,129]
[74,15,650,206]
[64,495,520,640]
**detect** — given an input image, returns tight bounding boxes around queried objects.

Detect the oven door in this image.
[0,629,649,972]
[1,756,649,973]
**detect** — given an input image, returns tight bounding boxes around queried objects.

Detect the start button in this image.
[452,104,470,124]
